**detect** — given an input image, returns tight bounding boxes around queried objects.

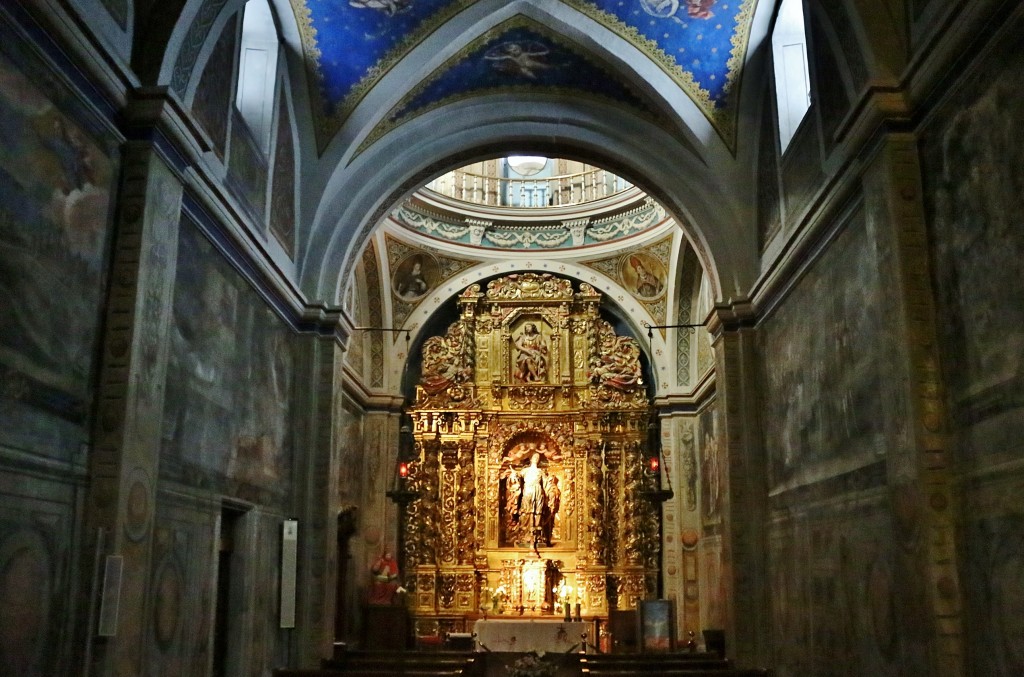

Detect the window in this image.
[772,0,811,153]
[235,0,280,153]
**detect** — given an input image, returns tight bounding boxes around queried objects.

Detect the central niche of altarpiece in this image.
[403,273,659,626]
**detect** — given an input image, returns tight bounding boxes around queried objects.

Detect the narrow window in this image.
[772,0,811,153]
[235,0,279,153]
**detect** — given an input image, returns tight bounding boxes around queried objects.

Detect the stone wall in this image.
[0,29,116,676]
[0,9,348,673]
[757,204,914,677]
[153,218,299,674]
[919,18,1024,676]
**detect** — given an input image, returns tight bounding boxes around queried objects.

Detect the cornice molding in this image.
[748,1,1016,323]
[705,298,757,339]
[121,87,352,343]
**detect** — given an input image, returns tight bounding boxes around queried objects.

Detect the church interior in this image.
[1,0,1022,675]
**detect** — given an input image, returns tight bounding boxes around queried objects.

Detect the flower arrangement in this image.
[506,652,557,677]
[552,580,574,607]
[480,585,508,615]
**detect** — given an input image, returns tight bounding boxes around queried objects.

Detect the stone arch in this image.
[385,260,672,397]
[304,103,749,310]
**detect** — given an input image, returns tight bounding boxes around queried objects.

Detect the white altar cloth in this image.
[473,619,588,653]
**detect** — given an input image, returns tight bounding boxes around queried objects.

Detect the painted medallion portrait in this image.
[620,251,666,300]
[392,252,439,302]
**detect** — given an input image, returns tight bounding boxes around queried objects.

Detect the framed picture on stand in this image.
[638,599,676,652]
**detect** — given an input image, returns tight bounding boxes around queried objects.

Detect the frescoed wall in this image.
[696,401,725,634]
[767,489,901,677]
[161,220,296,508]
[757,206,903,489]
[755,203,923,676]
[0,44,115,461]
[191,14,237,160]
[919,22,1024,676]
[270,97,296,257]
[337,393,366,511]
[0,35,116,677]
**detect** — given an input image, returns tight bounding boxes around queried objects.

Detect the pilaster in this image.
[293,338,345,666]
[659,413,700,641]
[865,135,965,676]
[706,300,768,668]
[84,141,183,677]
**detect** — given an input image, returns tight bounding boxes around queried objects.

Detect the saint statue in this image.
[503,448,560,552]
[367,550,401,605]
[513,323,549,382]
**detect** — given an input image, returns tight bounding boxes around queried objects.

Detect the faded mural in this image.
[270,97,295,257]
[0,46,114,460]
[920,34,1024,467]
[335,389,367,636]
[697,401,725,633]
[920,23,1024,677]
[699,404,722,524]
[146,499,218,675]
[757,207,900,488]
[757,200,926,675]
[191,14,237,160]
[336,392,366,511]
[768,502,903,677]
[161,221,295,506]
[0,37,115,677]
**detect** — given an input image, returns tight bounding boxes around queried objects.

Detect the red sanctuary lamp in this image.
[639,420,673,505]
[639,419,673,599]
[386,424,420,577]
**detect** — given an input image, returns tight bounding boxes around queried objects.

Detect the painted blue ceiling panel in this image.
[291,0,757,149]
[302,0,467,110]
[393,25,660,121]
[585,0,744,107]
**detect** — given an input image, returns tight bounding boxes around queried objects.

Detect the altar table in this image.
[473,619,589,653]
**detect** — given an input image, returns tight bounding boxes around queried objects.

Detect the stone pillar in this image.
[865,135,965,676]
[359,411,400,573]
[661,413,701,642]
[293,331,350,666]
[706,301,768,668]
[84,142,183,677]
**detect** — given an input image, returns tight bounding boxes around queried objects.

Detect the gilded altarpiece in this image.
[403,273,658,631]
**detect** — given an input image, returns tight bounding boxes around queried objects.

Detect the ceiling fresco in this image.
[582,233,675,327]
[358,19,668,153]
[290,0,756,148]
[563,0,756,141]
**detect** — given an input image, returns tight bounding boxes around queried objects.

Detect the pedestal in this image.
[362,604,409,650]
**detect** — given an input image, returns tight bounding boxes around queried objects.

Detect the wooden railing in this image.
[426,167,632,208]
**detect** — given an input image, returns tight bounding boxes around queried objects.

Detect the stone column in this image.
[84,141,183,677]
[706,301,768,668]
[293,334,349,666]
[358,411,400,573]
[661,413,701,643]
[864,135,965,677]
